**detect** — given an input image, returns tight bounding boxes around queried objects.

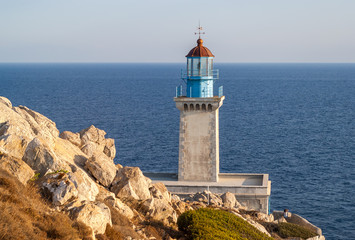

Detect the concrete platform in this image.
[144,172,271,214]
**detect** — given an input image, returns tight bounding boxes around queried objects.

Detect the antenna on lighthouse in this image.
[194,21,205,39]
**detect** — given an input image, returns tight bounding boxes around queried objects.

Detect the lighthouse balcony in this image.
[181,69,219,80]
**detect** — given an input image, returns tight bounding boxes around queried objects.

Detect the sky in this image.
[1,0,355,63]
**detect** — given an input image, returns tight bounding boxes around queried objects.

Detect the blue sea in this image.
[0,63,354,239]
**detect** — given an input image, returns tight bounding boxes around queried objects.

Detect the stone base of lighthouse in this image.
[175,96,224,182]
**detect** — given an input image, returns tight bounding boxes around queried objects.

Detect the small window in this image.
[196,104,200,110]
[202,104,206,111]
[184,104,188,111]
[208,104,212,112]
[190,104,194,111]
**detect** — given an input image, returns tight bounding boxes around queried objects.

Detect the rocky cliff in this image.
[0,96,324,240]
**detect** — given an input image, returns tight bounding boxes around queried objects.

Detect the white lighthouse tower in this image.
[175,33,224,182]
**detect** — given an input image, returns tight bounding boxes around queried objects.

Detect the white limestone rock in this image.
[78,125,116,159]
[141,197,177,224]
[221,192,241,208]
[149,182,171,203]
[59,131,81,146]
[85,153,117,187]
[41,172,78,206]
[71,202,112,235]
[111,167,151,201]
[22,137,71,175]
[0,153,34,185]
[104,196,135,220]
[69,168,99,202]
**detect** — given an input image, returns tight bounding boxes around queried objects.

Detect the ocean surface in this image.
[0,63,354,239]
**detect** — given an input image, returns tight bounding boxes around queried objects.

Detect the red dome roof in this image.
[186,38,214,57]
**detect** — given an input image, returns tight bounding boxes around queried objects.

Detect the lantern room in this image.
[182,38,219,98]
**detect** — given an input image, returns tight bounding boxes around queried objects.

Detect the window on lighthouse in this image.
[192,58,200,76]
[201,58,207,76]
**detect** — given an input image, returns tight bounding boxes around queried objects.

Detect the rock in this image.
[171,194,180,202]
[0,98,40,159]
[59,131,81,146]
[111,167,151,201]
[245,218,271,237]
[221,192,240,208]
[71,202,112,235]
[149,182,171,202]
[0,153,34,185]
[22,137,70,175]
[171,200,190,215]
[277,216,287,223]
[231,211,272,237]
[105,196,135,219]
[80,125,107,146]
[40,172,78,206]
[52,137,88,167]
[255,212,274,222]
[80,142,97,157]
[141,197,177,224]
[85,153,116,187]
[185,191,223,207]
[96,185,116,202]
[69,169,99,202]
[103,138,116,160]
[13,105,59,147]
[0,96,12,108]
[79,125,116,160]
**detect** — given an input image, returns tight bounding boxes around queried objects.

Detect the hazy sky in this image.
[1,0,355,63]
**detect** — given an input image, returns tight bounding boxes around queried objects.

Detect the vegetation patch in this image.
[177,208,274,240]
[262,222,318,239]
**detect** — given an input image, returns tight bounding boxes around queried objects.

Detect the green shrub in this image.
[29,173,40,182]
[177,208,274,240]
[278,222,318,239]
[262,222,318,239]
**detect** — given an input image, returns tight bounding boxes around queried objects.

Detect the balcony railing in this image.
[181,69,219,80]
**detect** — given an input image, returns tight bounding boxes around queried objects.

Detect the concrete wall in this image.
[174,97,224,182]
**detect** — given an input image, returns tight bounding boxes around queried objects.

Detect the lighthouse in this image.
[145,29,271,214]
[174,34,224,182]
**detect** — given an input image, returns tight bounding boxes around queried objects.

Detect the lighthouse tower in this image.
[174,34,224,182]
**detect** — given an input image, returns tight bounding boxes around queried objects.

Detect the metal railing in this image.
[175,85,183,97]
[181,69,219,80]
[218,86,223,97]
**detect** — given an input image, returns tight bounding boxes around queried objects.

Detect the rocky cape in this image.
[0,97,324,240]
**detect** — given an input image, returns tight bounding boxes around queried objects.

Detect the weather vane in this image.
[194,22,205,39]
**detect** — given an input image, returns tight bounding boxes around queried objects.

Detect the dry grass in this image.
[103,200,141,240]
[0,169,92,240]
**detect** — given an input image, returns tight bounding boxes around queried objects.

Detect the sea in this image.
[0,63,354,239]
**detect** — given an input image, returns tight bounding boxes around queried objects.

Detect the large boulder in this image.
[59,131,81,146]
[149,182,171,203]
[0,152,34,185]
[85,153,116,187]
[111,167,151,201]
[70,168,99,202]
[0,97,58,159]
[79,125,116,160]
[141,197,177,224]
[22,137,70,175]
[185,191,223,207]
[40,172,78,206]
[71,202,112,235]
[104,196,135,220]
[221,192,240,208]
